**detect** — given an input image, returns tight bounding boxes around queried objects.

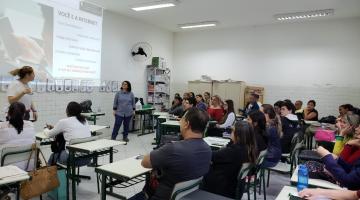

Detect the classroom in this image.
[0,0,360,200]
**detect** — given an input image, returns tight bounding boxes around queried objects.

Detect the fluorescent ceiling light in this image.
[179,21,218,29]
[274,9,334,21]
[131,1,177,11]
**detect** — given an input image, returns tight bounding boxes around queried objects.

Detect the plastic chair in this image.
[170,177,203,200]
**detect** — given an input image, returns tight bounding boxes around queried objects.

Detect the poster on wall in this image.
[64,79,72,92]
[87,81,94,93]
[55,79,64,92]
[36,80,47,93]
[111,81,119,92]
[105,81,112,92]
[80,80,87,92]
[72,80,80,92]
[47,79,55,92]
[0,76,14,92]
[99,81,106,92]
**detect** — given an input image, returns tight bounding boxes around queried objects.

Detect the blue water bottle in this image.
[297,165,309,192]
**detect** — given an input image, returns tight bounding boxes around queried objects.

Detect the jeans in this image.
[112,115,132,140]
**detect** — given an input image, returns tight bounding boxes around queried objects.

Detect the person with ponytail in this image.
[7,66,37,121]
[261,104,282,168]
[45,101,91,164]
[0,102,36,169]
[202,121,258,199]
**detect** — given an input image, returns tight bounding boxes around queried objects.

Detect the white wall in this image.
[0,10,174,131]
[173,18,360,117]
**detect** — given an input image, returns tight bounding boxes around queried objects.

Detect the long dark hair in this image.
[66,102,86,124]
[262,104,283,138]
[220,99,235,124]
[233,121,257,164]
[8,102,26,134]
[249,110,267,141]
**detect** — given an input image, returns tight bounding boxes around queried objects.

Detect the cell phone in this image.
[289,194,305,200]
[0,17,22,60]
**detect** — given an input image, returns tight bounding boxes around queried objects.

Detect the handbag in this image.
[314,128,335,142]
[20,144,60,200]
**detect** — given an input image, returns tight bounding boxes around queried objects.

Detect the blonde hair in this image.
[9,66,34,79]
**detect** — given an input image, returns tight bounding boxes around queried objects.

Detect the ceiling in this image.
[87,0,360,32]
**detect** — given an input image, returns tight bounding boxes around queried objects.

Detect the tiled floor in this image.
[33,129,291,200]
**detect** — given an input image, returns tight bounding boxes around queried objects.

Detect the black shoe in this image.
[123,137,129,142]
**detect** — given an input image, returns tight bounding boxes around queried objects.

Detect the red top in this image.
[207,107,224,122]
[340,144,360,164]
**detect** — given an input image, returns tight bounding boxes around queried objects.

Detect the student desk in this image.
[0,166,30,200]
[291,166,343,190]
[66,139,126,200]
[153,111,169,117]
[95,156,151,200]
[203,137,230,149]
[179,189,233,200]
[81,112,106,125]
[275,186,298,200]
[35,125,110,142]
[132,108,156,136]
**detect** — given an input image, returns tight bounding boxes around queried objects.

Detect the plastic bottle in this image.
[297,164,309,192]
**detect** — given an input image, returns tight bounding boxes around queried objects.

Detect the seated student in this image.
[178,97,196,118]
[202,121,258,199]
[0,102,35,170]
[168,96,183,116]
[299,188,360,200]
[304,100,319,121]
[248,110,268,152]
[339,104,354,118]
[130,108,212,200]
[280,101,301,154]
[333,113,360,155]
[316,125,360,166]
[44,101,91,164]
[207,99,236,137]
[207,95,224,122]
[189,92,195,98]
[314,145,360,190]
[261,104,282,168]
[294,100,304,120]
[244,93,261,116]
[203,91,211,107]
[273,100,284,116]
[195,94,207,111]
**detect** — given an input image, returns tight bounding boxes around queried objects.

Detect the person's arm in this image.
[43,120,65,138]
[141,154,152,168]
[131,92,136,112]
[218,112,235,128]
[7,83,32,104]
[299,188,358,200]
[304,111,317,120]
[322,154,360,188]
[113,92,119,115]
[142,143,173,169]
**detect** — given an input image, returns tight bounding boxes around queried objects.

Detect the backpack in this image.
[80,100,92,113]
[50,133,66,165]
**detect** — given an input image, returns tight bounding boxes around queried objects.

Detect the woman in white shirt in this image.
[0,102,36,170]
[7,66,37,121]
[45,101,91,164]
[216,99,236,137]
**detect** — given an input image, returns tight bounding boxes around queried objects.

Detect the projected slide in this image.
[0,0,103,80]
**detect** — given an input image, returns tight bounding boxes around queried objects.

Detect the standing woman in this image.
[7,66,37,121]
[112,81,135,142]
